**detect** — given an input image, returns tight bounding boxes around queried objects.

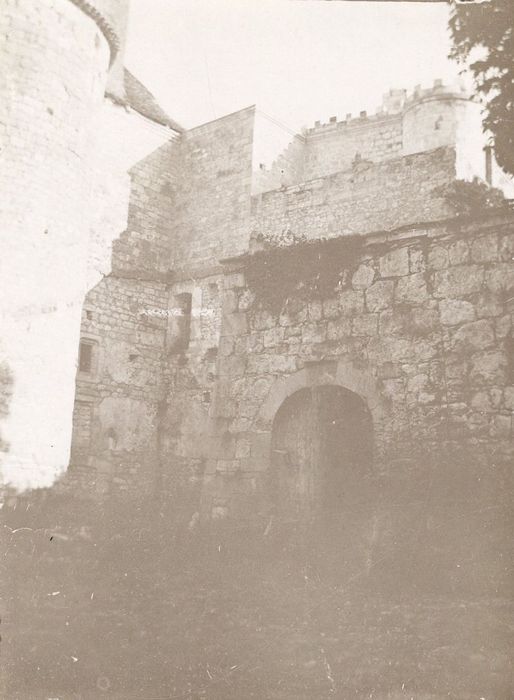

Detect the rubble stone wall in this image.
[251,147,455,244]
[65,141,176,496]
[163,216,514,522]
[169,107,255,268]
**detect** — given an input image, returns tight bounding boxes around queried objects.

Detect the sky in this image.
[125,0,462,134]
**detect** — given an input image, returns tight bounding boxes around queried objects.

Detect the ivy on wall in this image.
[244,235,364,314]
[436,178,510,219]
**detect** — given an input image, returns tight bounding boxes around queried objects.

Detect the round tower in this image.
[401,79,488,183]
[0,0,129,490]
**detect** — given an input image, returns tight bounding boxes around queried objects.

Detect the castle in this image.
[1,1,514,536]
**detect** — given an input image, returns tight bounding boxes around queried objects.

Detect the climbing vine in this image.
[244,235,364,314]
[435,177,510,219]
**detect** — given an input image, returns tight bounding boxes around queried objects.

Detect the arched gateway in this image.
[270,385,373,520]
[250,360,384,521]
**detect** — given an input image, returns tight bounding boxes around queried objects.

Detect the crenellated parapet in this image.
[253,79,512,196]
[304,79,469,135]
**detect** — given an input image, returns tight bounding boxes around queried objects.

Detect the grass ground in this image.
[1,496,512,699]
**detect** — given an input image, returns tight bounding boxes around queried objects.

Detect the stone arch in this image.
[249,359,385,479]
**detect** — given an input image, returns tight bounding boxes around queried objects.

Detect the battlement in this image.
[251,79,512,197]
[304,79,468,134]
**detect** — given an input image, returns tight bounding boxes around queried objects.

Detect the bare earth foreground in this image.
[2,493,512,700]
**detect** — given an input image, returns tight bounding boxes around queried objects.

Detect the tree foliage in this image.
[449,0,514,176]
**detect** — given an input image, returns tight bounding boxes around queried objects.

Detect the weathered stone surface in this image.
[366,280,394,312]
[63,85,514,520]
[223,312,248,336]
[504,387,514,411]
[427,245,448,271]
[251,377,273,398]
[432,265,484,298]
[490,414,511,439]
[219,336,235,356]
[470,391,492,412]
[452,320,495,354]
[223,289,239,313]
[327,318,352,340]
[475,291,503,318]
[352,314,379,336]
[439,299,476,326]
[352,263,375,289]
[223,272,246,289]
[394,272,428,305]
[263,327,284,348]
[339,289,364,315]
[470,350,508,386]
[302,322,327,344]
[252,309,276,330]
[406,308,439,336]
[409,248,425,274]
[485,264,514,294]
[495,314,511,339]
[238,288,256,311]
[379,247,409,278]
[322,298,339,319]
[308,300,323,321]
[448,239,469,266]
[470,233,498,263]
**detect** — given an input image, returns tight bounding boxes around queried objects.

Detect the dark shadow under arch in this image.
[270,385,373,520]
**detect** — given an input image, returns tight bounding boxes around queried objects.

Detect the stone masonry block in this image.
[485,264,514,294]
[427,245,449,271]
[339,289,364,315]
[352,264,375,289]
[223,272,246,289]
[451,319,495,354]
[322,298,339,319]
[470,234,498,263]
[352,314,379,336]
[432,265,484,298]
[504,386,514,411]
[439,299,476,326]
[448,239,469,266]
[223,312,248,336]
[379,247,409,277]
[394,272,428,305]
[470,350,508,387]
[365,280,394,312]
[327,318,352,340]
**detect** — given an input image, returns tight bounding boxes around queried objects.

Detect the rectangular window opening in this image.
[79,341,93,373]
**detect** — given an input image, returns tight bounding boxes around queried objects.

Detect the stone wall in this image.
[252,133,306,195]
[65,98,513,529]
[252,82,514,197]
[111,139,178,279]
[164,215,514,523]
[66,106,258,498]
[65,138,177,496]
[303,113,403,182]
[66,274,168,497]
[170,107,255,269]
[251,146,455,244]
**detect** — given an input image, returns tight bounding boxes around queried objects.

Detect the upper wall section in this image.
[170,107,255,270]
[250,146,456,245]
[252,81,513,196]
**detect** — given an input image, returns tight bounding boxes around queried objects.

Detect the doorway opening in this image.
[270,385,373,521]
